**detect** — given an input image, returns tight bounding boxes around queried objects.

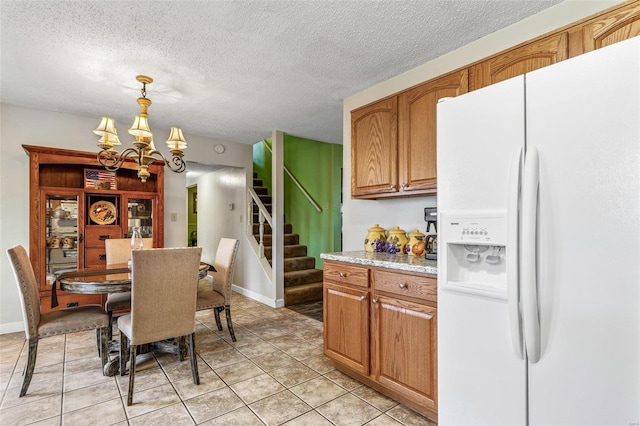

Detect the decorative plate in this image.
[89,201,117,225]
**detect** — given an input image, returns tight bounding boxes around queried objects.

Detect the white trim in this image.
[231,284,285,308]
[0,321,25,335]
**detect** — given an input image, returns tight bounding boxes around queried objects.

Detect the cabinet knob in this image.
[339,272,346,278]
[389,185,396,191]
[399,283,407,289]
[372,298,378,304]
[360,295,366,301]
[400,182,407,190]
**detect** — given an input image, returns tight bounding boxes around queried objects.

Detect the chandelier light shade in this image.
[94,75,187,182]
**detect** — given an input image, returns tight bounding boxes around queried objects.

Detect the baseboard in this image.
[231,284,285,308]
[0,321,24,335]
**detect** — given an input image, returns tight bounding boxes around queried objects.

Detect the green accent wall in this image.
[187,186,198,246]
[253,135,343,269]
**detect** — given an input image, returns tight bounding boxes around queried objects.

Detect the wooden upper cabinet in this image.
[473,32,568,89]
[351,97,398,198]
[398,69,468,195]
[576,0,640,54]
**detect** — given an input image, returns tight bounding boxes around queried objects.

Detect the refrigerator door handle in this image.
[522,146,541,363]
[508,147,524,360]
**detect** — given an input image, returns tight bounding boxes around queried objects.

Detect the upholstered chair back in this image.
[7,245,41,339]
[212,238,239,304]
[128,247,201,345]
[105,238,154,265]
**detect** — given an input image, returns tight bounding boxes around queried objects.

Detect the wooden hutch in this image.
[23,145,164,313]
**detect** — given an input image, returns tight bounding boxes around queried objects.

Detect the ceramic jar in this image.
[364,224,387,252]
[406,229,426,256]
[386,226,408,255]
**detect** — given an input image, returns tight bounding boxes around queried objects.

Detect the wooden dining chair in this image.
[117,247,202,406]
[104,237,152,339]
[6,245,110,397]
[196,238,239,341]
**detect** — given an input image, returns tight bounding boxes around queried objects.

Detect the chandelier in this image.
[93,75,187,182]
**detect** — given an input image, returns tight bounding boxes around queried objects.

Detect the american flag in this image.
[85,169,116,189]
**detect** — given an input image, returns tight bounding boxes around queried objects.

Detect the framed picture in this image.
[84,169,117,190]
[193,192,198,213]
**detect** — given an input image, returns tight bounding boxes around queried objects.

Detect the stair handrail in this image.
[261,139,322,213]
[247,186,272,259]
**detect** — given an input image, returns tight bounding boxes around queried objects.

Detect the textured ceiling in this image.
[1,0,562,145]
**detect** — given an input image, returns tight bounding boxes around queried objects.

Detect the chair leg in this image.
[107,311,113,341]
[20,338,38,397]
[127,343,137,406]
[99,327,109,376]
[225,305,237,342]
[188,333,200,385]
[213,307,223,331]
[120,332,128,376]
[178,336,187,362]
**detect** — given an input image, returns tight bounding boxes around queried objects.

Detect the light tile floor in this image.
[0,292,437,426]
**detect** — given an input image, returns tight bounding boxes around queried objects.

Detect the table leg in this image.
[104,357,120,376]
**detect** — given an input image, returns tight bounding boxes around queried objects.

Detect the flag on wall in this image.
[84,169,117,190]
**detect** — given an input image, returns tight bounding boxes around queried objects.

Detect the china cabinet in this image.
[23,145,164,312]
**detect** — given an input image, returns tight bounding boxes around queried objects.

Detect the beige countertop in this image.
[321,251,437,275]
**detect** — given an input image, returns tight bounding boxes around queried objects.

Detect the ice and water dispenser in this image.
[440,211,509,300]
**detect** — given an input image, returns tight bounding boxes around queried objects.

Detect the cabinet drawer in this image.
[324,262,369,288]
[373,270,436,303]
[85,247,108,267]
[85,226,121,247]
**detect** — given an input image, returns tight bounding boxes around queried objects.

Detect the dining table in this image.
[54,261,213,376]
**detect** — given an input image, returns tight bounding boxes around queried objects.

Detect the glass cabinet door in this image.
[45,193,79,285]
[125,196,154,239]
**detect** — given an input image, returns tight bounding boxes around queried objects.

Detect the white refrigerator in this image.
[436,36,640,426]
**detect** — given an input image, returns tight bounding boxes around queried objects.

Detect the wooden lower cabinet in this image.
[373,295,437,414]
[323,282,370,375]
[323,260,438,421]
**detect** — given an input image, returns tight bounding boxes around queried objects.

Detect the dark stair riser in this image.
[256,234,299,245]
[253,223,293,234]
[284,269,324,287]
[284,283,324,306]
[263,245,308,259]
[263,256,317,272]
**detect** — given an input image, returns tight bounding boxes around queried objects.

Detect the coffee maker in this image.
[424,207,437,260]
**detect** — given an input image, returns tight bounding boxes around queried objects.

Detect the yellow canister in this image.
[386,226,408,255]
[364,224,386,252]
[406,229,426,256]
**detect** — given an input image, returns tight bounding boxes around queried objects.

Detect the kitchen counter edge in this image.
[321,251,437,275]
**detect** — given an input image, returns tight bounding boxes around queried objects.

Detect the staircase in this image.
[251,173,324,306]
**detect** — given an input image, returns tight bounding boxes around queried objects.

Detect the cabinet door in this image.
[122,194,158,245]
[41,189,84,291]
[578,1,640,54]
[324,282,370,375]
[372,295,437,412]
[398,70,468,195]
[351,97,398,198]
[473,32,568,89]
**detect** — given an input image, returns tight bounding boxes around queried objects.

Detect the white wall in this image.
[342,0,623,251]
[0,103,272,333]
[196,166,246,286]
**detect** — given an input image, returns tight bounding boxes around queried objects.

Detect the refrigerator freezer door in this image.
[525,37,640,425]
[437,76,526,425]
